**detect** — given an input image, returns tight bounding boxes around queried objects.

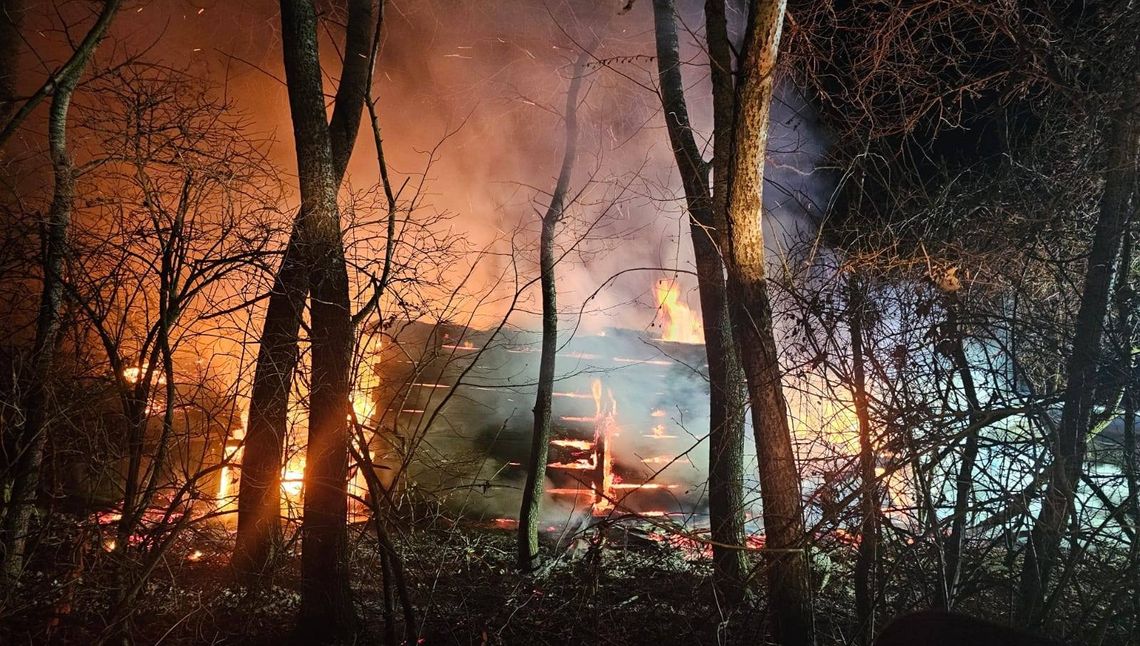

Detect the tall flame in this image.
[655,279,704,344]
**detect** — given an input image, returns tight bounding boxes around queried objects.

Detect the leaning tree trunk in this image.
[0,0,120,580]
[234,0,374,578]
[719,1,813,644]
[517,50,585,572]
[849,273,879,646]
[275,0,360,638]
[1017,71,1139,626]
[651,0,749,597]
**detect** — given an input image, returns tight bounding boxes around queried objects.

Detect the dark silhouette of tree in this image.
[234,0,375,579]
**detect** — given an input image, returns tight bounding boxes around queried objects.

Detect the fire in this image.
[122,363,167,386]
[551,439,592,450]
[281,465,304,498]
[351,338,382,422]
[654,279,704,344]
[549,457,596,470]
[591,379,616,515]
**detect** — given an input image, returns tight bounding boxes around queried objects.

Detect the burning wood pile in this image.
[545,378,683,517]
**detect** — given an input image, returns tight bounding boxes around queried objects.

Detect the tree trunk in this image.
[517,50,585,572]
[0,0,119,580]
[275,0,362,638]
[719,1,814,644]
[234,0,374,578]
[651,0,749,598]
[849,273,878,645]
[1017,72,1139,625]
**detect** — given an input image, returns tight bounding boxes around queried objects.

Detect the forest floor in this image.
[0,514,1120,645]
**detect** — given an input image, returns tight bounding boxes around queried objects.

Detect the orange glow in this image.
[591,379,617,515]
[654,279,704,344]
[282,465,304,498]
[122,364,166,386]
[549,458,595,470]
[645,424,676,439]
[550,439,592,450]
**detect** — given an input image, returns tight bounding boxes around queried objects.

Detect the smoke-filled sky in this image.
[11,0,828,338]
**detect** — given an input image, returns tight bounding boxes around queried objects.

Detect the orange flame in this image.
[654,279,704,344]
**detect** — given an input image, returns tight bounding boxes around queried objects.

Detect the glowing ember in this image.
[645,424,677,439]
[549,458,596,470]
[187,549,204,562]
[551,439,592,450]
[654,279,704,344]
[122,364,166,386]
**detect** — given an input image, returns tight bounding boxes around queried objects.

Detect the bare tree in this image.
[270,0,369,636]
[0,0,120,580]
[650,0,749,598]
[516,50,588,572]
[234,0,375,578]
[717,1,814,643]
[1018,66,1140,625]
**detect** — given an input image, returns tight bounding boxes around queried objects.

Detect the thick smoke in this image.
[34,1,830,522]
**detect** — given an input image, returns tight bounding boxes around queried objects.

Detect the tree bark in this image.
[274,0,362,638]
[234,0,374,578]
[651,0,749,598]
[517,50,585,572]
[1017,71,1139,625]
[0,0,120,580]
[718,1,814,644]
